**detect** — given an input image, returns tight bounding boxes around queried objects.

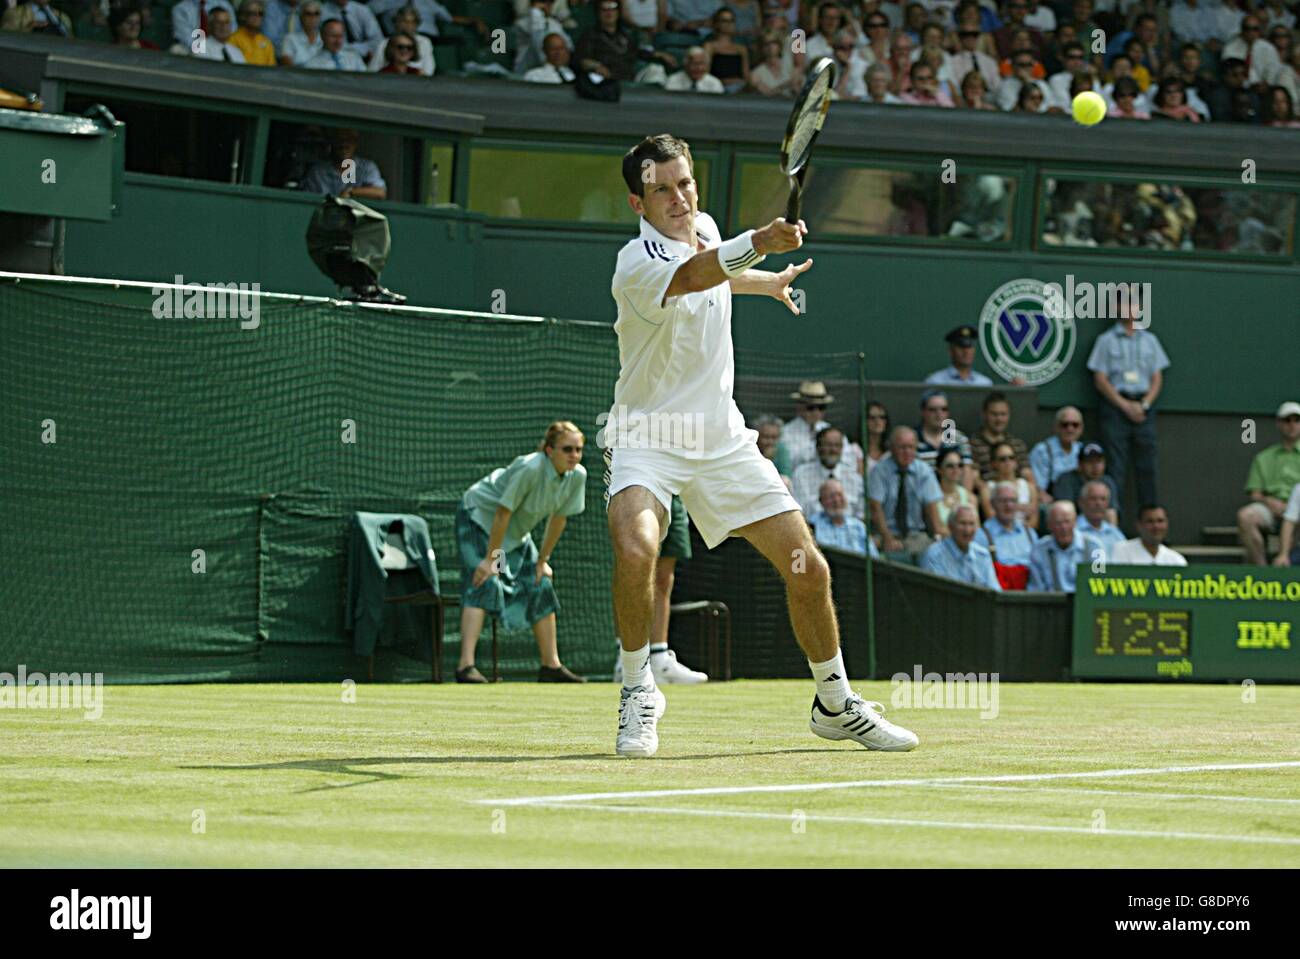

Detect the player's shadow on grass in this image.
[182,749,839,793]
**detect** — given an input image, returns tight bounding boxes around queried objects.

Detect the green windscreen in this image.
[0,278,868,683]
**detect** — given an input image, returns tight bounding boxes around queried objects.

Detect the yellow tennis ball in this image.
[1072,91,1107,126]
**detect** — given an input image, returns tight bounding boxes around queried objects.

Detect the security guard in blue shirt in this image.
[925,325,994,387]
[1086,302,1170,507]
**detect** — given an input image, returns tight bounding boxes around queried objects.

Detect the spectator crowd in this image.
[5,0,1300,120]
[749,322,1300,596]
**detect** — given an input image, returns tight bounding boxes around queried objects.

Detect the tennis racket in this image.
[779,57,836,224]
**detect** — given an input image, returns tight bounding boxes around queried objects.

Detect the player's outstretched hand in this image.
[753,217,807,255]
[772,257,813,314]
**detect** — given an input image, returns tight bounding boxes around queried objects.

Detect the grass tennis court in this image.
[3,682,1299,868]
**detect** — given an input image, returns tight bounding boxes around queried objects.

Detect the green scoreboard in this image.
[1073,565,1300,681]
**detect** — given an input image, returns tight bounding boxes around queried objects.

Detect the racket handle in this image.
[785,187,801,225]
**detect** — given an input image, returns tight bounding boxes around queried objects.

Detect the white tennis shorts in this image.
[606,442,800,549]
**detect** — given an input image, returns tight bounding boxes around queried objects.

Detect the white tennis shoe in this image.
[616,684,666,758]
[652,649,708,685]
[810,693,919,751]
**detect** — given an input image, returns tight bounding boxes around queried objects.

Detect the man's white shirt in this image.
[194,39,247,62]
[665,71,725,92]
[1222,36,1282,85]
[604,211,755,460]
[1109,538,1188,566]
[523,63,575,82]
[792,460,865,520]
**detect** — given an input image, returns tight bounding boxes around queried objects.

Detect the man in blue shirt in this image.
[808,479,878,558]
[1087,300,1170,508]
[868,426,945,557]
[924,324,994,387]
[298,128,387,199]
[1029,405,1085,499]
[1076,480,1126,558]
[921,505,1001,590]
[975,481,1038,566]
[1028,501,1103,593]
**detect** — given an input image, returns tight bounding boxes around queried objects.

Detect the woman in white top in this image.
[370,6,436,75]
[750,29,798,94]
[979,441,1040,529]
[280,3,324,66]
[936,448,975,527]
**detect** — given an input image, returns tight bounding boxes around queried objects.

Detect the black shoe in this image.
[538,664,586,683]
[456,665,488,684]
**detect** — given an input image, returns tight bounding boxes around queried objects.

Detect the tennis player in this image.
[605,134,918,757]
[455,420,587,684]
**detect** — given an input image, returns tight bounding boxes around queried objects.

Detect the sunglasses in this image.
[1060,420,1082,428]
[995,454,1017,462]
[805,404,828,411]
[941,461,961,468]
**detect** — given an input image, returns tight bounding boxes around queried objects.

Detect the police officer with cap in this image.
[925,325,994,386]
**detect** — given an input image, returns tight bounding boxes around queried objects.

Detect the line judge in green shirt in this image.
[455,420,589,684]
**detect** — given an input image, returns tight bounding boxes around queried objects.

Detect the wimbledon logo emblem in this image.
[978,278,1076,386]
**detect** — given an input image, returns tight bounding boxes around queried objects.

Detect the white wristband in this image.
[717,230,766,277]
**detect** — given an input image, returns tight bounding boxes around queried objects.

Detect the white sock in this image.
[622,645,654,691]
[649,643,669,663]
[809,652,850,713]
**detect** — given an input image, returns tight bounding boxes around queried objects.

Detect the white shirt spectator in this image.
[1109,538,1189,566]
[1222,35,1282,86]
[514,0,573,22]
[192,36,247,61]
[514,7,572,73]
[665,69,725,91]
[1047,71,1078,110]
[948,48,1001,93]
[281,29,323,64]
[996,76,1052,111]
[171,0,237,49]
[1022,2,1056,33]
[1169,0,1229,45]
[1260,3,1296,32]
[370,33,436,74]
[622,0,659,29]
[805,33,833,62]
[751,58,795,95]
[835,52,870,99]
[1102,81,1151,113]
[792,460,865,520]
[523,62,576,81]
[304,46,367,69]
[782,416,829,472]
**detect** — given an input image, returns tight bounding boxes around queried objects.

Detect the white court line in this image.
[522,802,1300,847]
[922,783,1300,806]
[477,760,1300,807]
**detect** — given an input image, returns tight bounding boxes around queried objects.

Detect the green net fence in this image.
[0,276,867,683]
